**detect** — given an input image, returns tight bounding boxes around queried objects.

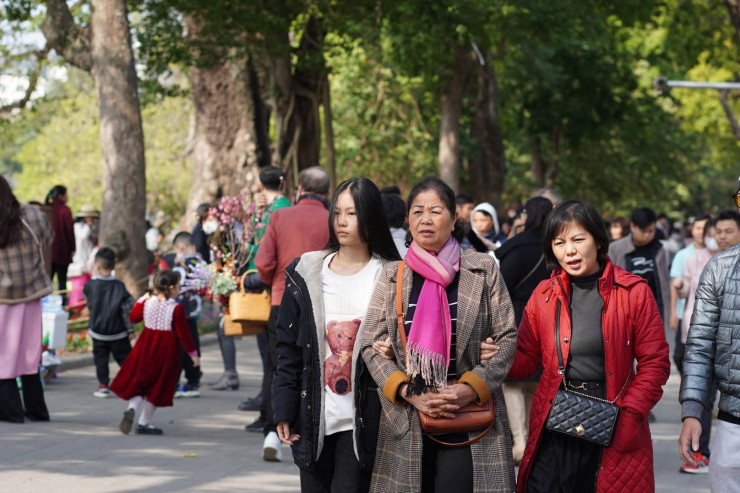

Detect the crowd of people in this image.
[1,169,740,492]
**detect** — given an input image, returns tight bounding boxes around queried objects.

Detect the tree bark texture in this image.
[529,129,561,189]
[89,0,149,296]
[322,70,337,192]
[180,16,261,229]
[42,0,148,296]
[530,135,546,188]
[545,127,561,188]
[183,58,260,227]
[263,16,326,193]
[438,45,469,194]
[291,16,324,173]
[468,49,506,209]
[41,0,92,71]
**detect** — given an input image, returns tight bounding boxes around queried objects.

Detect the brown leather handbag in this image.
[395,261,495,447]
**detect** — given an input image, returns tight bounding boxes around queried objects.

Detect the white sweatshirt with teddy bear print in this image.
[321,252,381,436]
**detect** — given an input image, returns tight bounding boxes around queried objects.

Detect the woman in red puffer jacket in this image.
[509,200,670,493]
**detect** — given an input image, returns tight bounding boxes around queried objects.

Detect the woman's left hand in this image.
[373,337,395,360]
[425,383,476,416]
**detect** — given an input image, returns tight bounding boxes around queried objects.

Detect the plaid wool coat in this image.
[361,248,518,493]
[0,204,54,304]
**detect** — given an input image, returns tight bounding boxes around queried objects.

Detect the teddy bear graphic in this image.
[324,319,361,396]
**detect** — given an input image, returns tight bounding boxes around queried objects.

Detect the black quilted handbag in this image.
[544,300,628,447]
[546,389,619,446]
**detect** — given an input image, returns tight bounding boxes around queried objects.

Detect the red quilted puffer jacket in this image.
[509,258,670,493]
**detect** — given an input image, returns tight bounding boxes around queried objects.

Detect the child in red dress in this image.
[110,270,200,435]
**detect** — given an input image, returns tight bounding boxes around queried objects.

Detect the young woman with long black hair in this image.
[271,177,401,492]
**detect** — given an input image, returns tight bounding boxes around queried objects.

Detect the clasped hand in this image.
[403,383,476,419]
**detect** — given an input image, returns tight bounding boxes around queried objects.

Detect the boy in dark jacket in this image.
[83,247,135,398]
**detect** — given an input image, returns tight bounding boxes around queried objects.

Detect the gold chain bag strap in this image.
[395,261,495,447]
[544,299,629,447]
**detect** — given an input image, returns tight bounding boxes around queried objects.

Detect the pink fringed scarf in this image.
[404,236,460,389]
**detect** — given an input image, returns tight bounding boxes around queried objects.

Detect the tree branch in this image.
[719,89,740,140]
[724,0,740,46]
[41,0,92,71]
[0,45,51,116]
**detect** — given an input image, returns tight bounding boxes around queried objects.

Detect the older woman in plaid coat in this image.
[361,178,517,493]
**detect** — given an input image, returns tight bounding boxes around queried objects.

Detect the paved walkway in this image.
[1,334,713,492]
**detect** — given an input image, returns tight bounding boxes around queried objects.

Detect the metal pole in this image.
[654,77,740,94]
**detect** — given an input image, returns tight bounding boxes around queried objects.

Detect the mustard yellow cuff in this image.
[383,371,410,406]
[459,371,491,405]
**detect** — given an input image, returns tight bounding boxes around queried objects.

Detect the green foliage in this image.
[326,34,437,190]
[7,69,192,230]
[4,0,740,223]
[12,71,102,207]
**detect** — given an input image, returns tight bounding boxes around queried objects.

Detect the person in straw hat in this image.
[68,204,100,306]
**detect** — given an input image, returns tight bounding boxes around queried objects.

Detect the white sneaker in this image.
[262,431,282,462]
[93,386,111,398]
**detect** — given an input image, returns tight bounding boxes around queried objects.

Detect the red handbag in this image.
[395,261,495,447]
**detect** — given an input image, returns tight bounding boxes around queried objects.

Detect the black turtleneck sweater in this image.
[566,269,605,382]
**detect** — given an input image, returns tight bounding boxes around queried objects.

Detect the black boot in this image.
[20,372,50,421]
[0,378,25,423]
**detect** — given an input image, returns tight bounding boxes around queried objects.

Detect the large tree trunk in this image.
[89,0,148,296]
[263,16,326,194]
[292,16,324,172]
[529,129,561,189]
[249,58,272,169]
[468,49,506,209]
[545,127,561,188]
[180,17,262,229]
[438,45,469,193]
[322,71,337,192]
[530,135,546,188]
[42,0,148,296]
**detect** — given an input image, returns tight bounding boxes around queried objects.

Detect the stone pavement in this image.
[1,333,714,492]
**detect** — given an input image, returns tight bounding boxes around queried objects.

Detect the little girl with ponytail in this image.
[110,269,199,435]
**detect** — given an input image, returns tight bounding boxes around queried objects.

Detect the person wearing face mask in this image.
[676,209,740,472]
[678,180,740,490]
[201,216,219,236]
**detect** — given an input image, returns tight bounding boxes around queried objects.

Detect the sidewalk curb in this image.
[57,333,221,372]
